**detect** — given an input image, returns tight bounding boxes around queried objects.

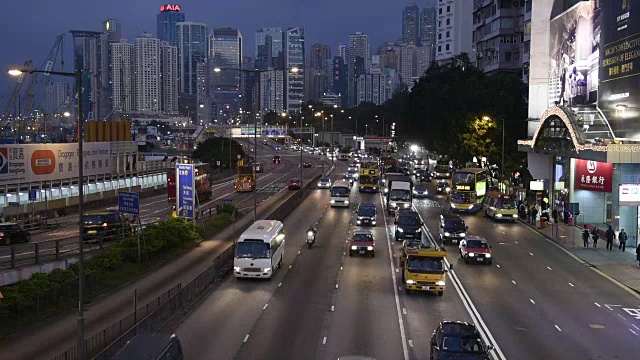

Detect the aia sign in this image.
[160,4,181,12]
[574,159,613,192]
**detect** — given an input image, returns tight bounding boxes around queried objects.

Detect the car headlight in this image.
[469,253,475,257]
[367,246,374,250]
[345,200,350,205]
[444,232,450,236]
[391,202,397,207]
[406,280,416,285]
[262,268,272,272]
[351,246,357,250]
[384,188,388,194]
[307,231,314,236]
[357,220,361,224]
[372,221,376,225]
[459,232,466,237]
[485,254,492,258]
[435,281,446,286]
[382,179,386,183]
[445,173,450,176]
[496,214,503,218]
[445,187,451,192]
[469,205,474,210]
[416,228,422,232]
[512,214,518,218]
[234,267,241,271]
[317,182,322,186]
[397,228,404,233]
[450,203,455,208]
[403,203,410,208]
[330,199,335,204]
[413,190,418,194]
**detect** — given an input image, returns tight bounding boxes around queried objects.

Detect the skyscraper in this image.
[255,27,283,70]
[402,2,421,46]
[435,0,473,64]
[101,18,122,119]
[176,22,208,95]
[211,28,243,122]
[103,18,121,42]
[135,34,161,113]
[110,39,135,115]
[420,4,437,56]
[157,4,185,47]
[307,44,332,102]
[347,32,369,108]
[332,56,347,108]
[284,27,304,113]
[259,70,284,116]
[196,62,209,123]
[241,56,257,113]
[45,82,72,114]
[70,30,104,120]
[160,41,178,114]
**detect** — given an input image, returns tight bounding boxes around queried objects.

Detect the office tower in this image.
[332,56,347,108]
[134,34,161,113]
[420,3,437,58]
[157,4,185,47]
[110,39,135,115]
[45,82,72,113]
[347,32,369,108]
[255,27,284,70]
[284,27,304,113]
[473,0,524,74]
[160,41,178,114]
[242,56,257,113]
[99,18,123,119]
[337,44,347,60]
[307,43,332,102]
[402,2,421,45]
[70,30,104,120]
[259,70,284,116]
[211,28,243,122]
[435,0,473,64]
[103,18,121,41]
[176,22,208,95]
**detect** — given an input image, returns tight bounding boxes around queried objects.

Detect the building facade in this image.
[347,32,370,108]
[307,43,332,102]
[402,2,421,46]
[110,39,135,115]
[332,56,348,108]
[284,27,305,113]
[70,30,104,120]
[160,41,178,114]
[421,3,437,54]
[176,22,208,95]
[157,4,185,47]
[435,0,473,64]
[211,28,243,122]
[259,70,284,116]
[255,27,284,70]
[134,34,161,113]
[45,82,72,114]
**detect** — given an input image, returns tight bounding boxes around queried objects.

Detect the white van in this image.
[330,180,351,207]
[234,220,285,279]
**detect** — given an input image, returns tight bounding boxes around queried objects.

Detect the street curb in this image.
[519,219,640,294]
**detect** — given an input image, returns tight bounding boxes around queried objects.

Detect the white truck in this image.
[385,175,413,214]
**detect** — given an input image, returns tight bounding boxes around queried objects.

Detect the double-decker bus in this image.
[167,163,212,204]
[234,165,256,192]
[449,168,487,213]
[433,159,452,179]
[358,160,380,193]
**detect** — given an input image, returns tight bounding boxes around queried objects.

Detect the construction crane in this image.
[3,60,32,119]
[22,34,65,116]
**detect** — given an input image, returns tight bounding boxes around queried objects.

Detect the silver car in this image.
[317,177,332,189]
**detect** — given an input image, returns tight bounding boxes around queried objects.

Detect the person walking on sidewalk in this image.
[619,229,628,252]
[606,225,615,251]
[592,226,600,248]
[531,206,538,227]
[636,243,640,267]
[582,228,590,248]
[552,207,559,224]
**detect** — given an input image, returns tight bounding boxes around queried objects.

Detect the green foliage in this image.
[461,117,498,160]
[192,137,245,169]
[216,203,237,215]
[198,212,234,239]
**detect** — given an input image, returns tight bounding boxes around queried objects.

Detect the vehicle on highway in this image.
[338,153,349,161]
[317,177,332,189]
[330,179,351,207]
[382,172,403,194]
[0,223,31,245]
[306,225,317,249]
[273,155,281,164]
[435,180,450,195]
[385,175,413,215]
[167,163,212,204]
[439,213,467,245]
[398,237,426,268]
[401,243,448,296]
[253,163,264,173]
[349,161,359,168]
[302,161,313,168]
[234,220,285,279]
[358,160,379,193]
[356,202,377,226]
[112,333,183,360]
[288,178,301,190]
[413,184,429,198]
[449,168,488,213]
[482,192,518,221]
[433,158,452,179]
[349,230,375,257]
[394,209,423,241]
[82,212,132,242]
[347,167,359,180]
[430,321,493,360]
[235,165,256,192]
[416,168,432,182]
[459,236,492,264]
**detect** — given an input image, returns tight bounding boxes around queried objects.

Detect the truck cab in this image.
[385,175,413,215]
[401,243,448,296]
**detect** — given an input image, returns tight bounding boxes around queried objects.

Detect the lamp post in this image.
[10,66,86,359]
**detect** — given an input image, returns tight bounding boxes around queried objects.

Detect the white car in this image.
[317,177,332,189]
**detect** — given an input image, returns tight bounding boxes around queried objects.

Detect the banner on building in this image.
[574,159,613,192]
[0,143,112,185]
[619,184,640,206]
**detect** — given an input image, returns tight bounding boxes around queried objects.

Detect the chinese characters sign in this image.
[574,160,613,192]
[176,164,195,219]
[118,192,140,215]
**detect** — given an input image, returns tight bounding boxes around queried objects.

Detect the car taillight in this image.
[0,232,4,237]
[102,222,108,228]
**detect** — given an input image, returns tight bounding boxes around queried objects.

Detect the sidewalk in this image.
[523,219,640,292]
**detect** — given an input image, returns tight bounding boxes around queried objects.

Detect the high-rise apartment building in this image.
[110,39,135,115]
[255,27,284,70]
[211,28,243,122]
[157,4,185,47]
[472,0,525,74]
[347,32,369,108]
[45,82,72,114]
[337,44,347,60]
[402,2,421,46]
[522,0,532,83]
[160,41,178,114]
[259,70,284,116]
[100,18,123,120]
[70,30,105,120]
[176,22,208,95]
[332,56,348,108]
[357,73,396,106]
[307,44,332,102]
[134,34,161,113]
[420,3,437,59]
[196,62,209,123]
[435,0,473,64]
[284,27,304,113]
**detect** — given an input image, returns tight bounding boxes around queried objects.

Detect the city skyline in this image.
[0,0,417,107]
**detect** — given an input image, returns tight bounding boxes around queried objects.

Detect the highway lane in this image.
[415,179,640,360]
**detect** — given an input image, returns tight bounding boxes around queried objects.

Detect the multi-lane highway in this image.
[175,171,640,360]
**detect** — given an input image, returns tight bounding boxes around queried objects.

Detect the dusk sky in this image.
[0,0,415,107]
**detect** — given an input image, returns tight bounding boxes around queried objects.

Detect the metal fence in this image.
[51,245,235,360]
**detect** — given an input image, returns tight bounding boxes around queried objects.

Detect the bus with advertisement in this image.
[234,165,255,192]
[358,160,380,193]
[449,168,487,213]
[167,163,212,204]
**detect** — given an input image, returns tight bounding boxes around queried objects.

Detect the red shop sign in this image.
[574,159,613,192]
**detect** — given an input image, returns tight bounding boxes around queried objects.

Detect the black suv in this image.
[394,209,423,241]
[430,321,493,360]
[439,213,467,245]
[356,202,377,227]
[82,212,131,242]
[0,223,31,245]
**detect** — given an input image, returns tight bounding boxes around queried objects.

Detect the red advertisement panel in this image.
[574,160,613,192]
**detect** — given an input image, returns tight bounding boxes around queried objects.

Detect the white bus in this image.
[234,220,285,279]
[330,179,351,207]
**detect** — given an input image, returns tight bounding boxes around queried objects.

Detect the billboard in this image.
[619,184,640,206]
[599,0,640,139]
[176,164,195,219]
[574,159,613,192]
[0,143,112,185]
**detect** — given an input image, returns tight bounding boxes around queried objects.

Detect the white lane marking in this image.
[555,325,562,332]
[381,193,410,360]
[568,282,575,287]
[496,264,501,268]
[515,241,519,244]
[408,340,414,348]
[529,252,534,256]
[501,231,506,235]
[402,308,407,315]
[633,324,640,331]
[322,337,327,345]
[243,335,250,342]
[331,305,334,312]
[605,304,613,311]
[630,329,638,336]
[595,302,601,307]
[263,304,268,310]
[278,282,282,287]
[547,266,553,271]
[512,280,517,285]
[617,314,626,320]
[530,299,536,305]
[298,250,301,254]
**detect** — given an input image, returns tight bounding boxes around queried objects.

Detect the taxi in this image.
[287,178,301,190]
[349,230,375,257]
[459,236,492,265]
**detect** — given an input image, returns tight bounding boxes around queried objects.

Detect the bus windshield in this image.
[451,191,475,204]
[453,172,475,185]
[390,189,411,201]
[236,241,270,259]
[331,187,350,197]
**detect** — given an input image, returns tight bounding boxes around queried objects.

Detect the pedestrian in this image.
[531,206,538,226]
[591,226,600,248]
[519,202,526,219]
[563,209,570,225]
[619,229,628,252]
[636,242,640,267]
[582,228,590,248]
[605,225,615,251]
[552,207,559,224]
[526,205,532,224]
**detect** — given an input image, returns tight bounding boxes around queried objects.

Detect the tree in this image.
[192,137,245,169]
[462,116,498,162]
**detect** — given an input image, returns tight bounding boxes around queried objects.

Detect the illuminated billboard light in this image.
[160,4,181,12]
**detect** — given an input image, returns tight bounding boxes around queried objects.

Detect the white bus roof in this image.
[239,220,284,242]
[332,179,351,188]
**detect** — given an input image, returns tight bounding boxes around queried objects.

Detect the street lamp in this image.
[9,66,86,358]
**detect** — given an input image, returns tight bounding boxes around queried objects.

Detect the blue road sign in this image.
[118,192,140,215]
[28,190,37,202]
[176,164,195,219]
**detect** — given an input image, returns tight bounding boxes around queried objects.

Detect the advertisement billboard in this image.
[0,143,112,186]
[619,184,640,206]
[599,0,640,139]
[574,159,613,192]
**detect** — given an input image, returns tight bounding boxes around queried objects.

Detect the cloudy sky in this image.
[0,0,429,107]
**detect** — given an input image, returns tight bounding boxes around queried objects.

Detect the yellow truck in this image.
[399,240,448,296]
[234,165,255,192]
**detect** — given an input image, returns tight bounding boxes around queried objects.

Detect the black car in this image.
[430,321,493,360]
[0,223,31,245]
[303,161,313,168]
[82,212,132,242]
[394,209,423,241]
[436,181,450,194]
[413,184,429,198]
[439,213,467,245]
[356,202,377,227]
[417,169,432,182]
[273,155,281,164]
